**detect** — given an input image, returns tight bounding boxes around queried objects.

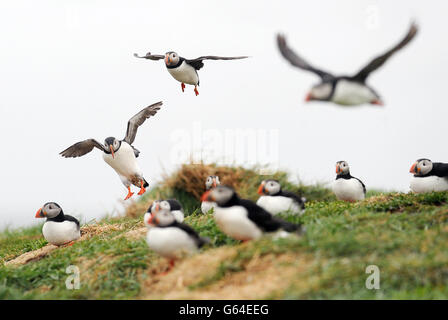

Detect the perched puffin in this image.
[277,22,418,106]
[409,159,448,193]
[201,175,220,214]
[256,180,305,215]
[134,51,248,96]
[35,202,81,246]
[147,199,185,223]
[146,208,209,270]
[60,102,162,200]
[201,186,303,241]
[332,161,366,201]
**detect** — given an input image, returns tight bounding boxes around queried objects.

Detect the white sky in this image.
[1,0,447,229]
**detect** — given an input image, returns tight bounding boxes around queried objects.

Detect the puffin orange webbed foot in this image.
[194,86,199,96]
[181,83,185,92]
[138,180,146,196]
[124,186,134,200]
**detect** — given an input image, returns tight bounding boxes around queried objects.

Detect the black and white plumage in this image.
[409,159,448,193]
[60,102,162,200]
[134,51,248,96]
[332,161,366,201]
[146,199,185,223]
[256,180,305,215]
[277,22,418,106]
[35,202,81,246]
[145,209,208,262]
[202,186,304,241]
[201,175,220,214]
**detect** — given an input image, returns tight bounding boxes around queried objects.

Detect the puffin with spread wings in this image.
[134,51,248,96]
[60,101,162,200]
[277,22,418,106]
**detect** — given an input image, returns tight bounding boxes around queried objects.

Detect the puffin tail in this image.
[143,178,149,188]
[280,220,305,235]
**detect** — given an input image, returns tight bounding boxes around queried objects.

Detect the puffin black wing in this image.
[124,101,162,144]
[173,222,210,248]
[133,52,165,60]
[351,22,418,82]
[185,55,249,71]
[430,163,448,178]
[60,139,108,158]
[280,190,306,209]
[353,177,367,195]
[240,199,302,233]
[277,34,334,82]
[64,215,81,229]
[167,199,183,211]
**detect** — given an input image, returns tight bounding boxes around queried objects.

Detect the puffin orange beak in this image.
[257,183,265,195]
[35,208,44,218]
[212,178,217,188]
[409,163,420,174]
[201,190,213,202]
[305,92,312,102]
[147,214,153,225]
[165,55,170,65]
[109,145,115,159]
[154,203,160,213]
[336,164,341,174]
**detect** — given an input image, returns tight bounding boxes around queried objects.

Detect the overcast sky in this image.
[1,1,447,229]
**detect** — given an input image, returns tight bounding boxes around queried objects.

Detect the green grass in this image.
[1,180,448,299]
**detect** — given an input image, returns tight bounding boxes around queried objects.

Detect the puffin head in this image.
[257,179,281,195]
[201,185,235,207]
[336,161,350,175]
[36,202,63,219]
[410,158,433,176]
[104,137,120,159]
[146,209,176,227]
[305,83,333,102]
[165,51,180,67]
[205,175,220,191]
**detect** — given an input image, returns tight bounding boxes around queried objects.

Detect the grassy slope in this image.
[1,165,448,299]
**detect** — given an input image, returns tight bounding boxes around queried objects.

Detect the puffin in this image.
[332,161,366,201]
[35,202,81,246]
[256,180,306,215]
[201,175,220,214]
[147,199,185,223]
[134,51,248,96]
[277,22,418,106]
[60,101,162,200]
[409,159,448,193]
[201,186,304,241]
[146,208,209,270]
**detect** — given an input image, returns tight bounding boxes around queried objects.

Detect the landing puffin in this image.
[201,186,304,241]
[147,199,185,223]
[201,175,220,214]
[277,22,418,106]
[332,161,366,201]
[409,159,448,193]
[146,208,209,271]
[134,51,248,96]
[35,202,81,246]
[60,102,162,200]
[256,180,305,215]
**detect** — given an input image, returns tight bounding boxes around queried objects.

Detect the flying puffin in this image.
[201,175,220,214]
[277,22,418,106]
[147,199,185,223]
[35,202,81,246]
[146,208,209,271]
[201,186,304,241]
[256,180,306,215]
[60,102,162,200]
[134,51,248,96]
[332,161,366,201]
[409,159,448,193]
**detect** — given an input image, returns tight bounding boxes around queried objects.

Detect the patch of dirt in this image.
[139,245,310,299]
[4,224,125,267]
[113,227,147,240]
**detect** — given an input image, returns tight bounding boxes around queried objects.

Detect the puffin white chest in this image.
[256,196,303,215]
[201,201,217,214]
[42,221,80,245]
[102,142,141,178]
[166,61,199,85]
[331,80,377,106]
[332,178,365,201]
[214,206,262,240]
[410,176,448,193]
[146,227,197,259]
